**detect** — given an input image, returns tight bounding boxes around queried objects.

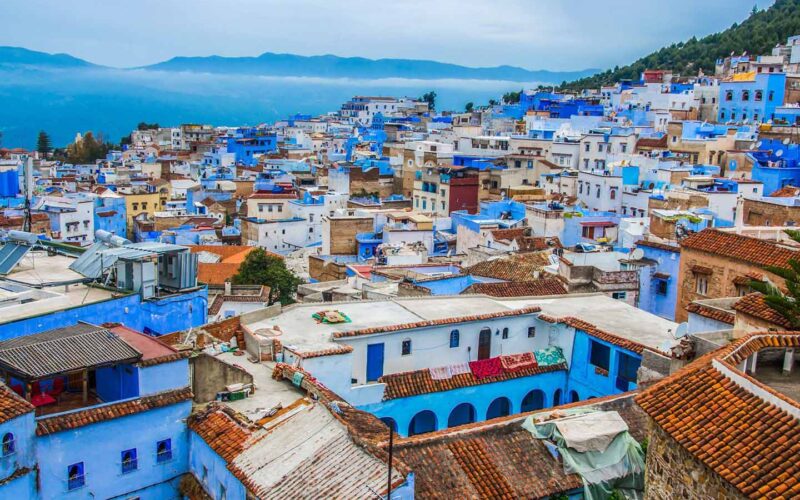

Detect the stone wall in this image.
[308,255,348,282]
[644,421,745,499]
[674,247,786,322]
[191,353,254,403]
[742,198,800,227]
[328,217,374,255]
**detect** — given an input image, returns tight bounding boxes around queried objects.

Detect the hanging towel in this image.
[429,366,452,380]
[449,362,471,376]
[501,352,537,372]
[534,346,566,367]
[469,357,504,379]
[292,371,305,387]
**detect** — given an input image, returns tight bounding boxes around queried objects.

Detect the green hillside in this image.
[562,0,800,91]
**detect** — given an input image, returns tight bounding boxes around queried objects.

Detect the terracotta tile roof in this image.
[36,387,193,436]
[190,245,257,263]
[464,252,552,281]
[686,302,735,325]
[248,192,298,200]
[636,135,668,149]
[733,293,796,329]
[489,228,526,241]
[392,392,648,499]
[769,185,800,198]
[636,332,800,499]
[0,382,34,425]
[538,315,648,354]
[636,239,681,253]
[198,263,241,286]
[680,229,798,269]
[461,279,567,298]
[332,306,541,339]
[379,361,566,400]
[188,405,258,462]
[284,345,354,359]
[691,264,713,274]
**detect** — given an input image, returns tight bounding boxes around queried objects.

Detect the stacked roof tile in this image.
[463,252,552,281]
[461,279,567,297]
[636,332,800,498]
[686,302,735,325]
[680,229,798,269]
[0,382,33,425]
[733,293,796,329]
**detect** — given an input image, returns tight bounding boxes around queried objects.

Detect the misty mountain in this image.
[0,46,96,68]
[144,52,598,82]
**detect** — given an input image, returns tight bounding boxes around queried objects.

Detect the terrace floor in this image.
[753,358,800,404]
[35,392,102,417]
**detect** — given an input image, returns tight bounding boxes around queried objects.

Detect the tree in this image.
[137,122,160,131]
[36,130,52,155]
[419,91,436,111]
[464,102,474,112]
[488,99,498,106]
[502,90,522,104]
[231,248,301,305]
[65,131,112,164]
[750,229,800,328]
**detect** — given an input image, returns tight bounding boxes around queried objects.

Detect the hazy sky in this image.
[0,0,773,70]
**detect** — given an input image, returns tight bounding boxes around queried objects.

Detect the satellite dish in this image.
[757,140,763,148]
[784,138,791,145]
[674,322,689,338]
[776,149,785,158]
[548,254,560,266]
[630,248,644,260]
[749,143,756,150]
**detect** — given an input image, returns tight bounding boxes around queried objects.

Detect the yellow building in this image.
[123,191,166,237]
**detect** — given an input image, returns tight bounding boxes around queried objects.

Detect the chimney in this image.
[224,280,232,296]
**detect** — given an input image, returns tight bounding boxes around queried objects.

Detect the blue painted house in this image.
[635,240,681,321]
[718,72,786,123]
[749,139,800,195]
[0,324,192,499]
[226,128,277,166]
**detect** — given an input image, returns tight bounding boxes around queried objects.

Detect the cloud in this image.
[0,0,772,70]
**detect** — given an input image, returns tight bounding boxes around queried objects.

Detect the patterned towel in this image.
[501,352,536,372]
[449,362,471,376]
[469,357,504,379]
[291,371,305,387]
[534,346,566,367]
[429,366,452,380]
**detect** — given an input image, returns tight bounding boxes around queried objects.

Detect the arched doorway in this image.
[380,417,397,433]
[553,389,562,406]
[408,410,437,436]
[520,389,545,412]
[486,397,511,419]
[448,403,476,427]
[570,390,580,403]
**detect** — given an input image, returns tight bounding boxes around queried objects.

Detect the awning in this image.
[692,265,713,275]
[653,272,671,280]
[579,221,617,228]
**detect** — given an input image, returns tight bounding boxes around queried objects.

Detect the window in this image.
[308,227,314,233]
[584,142,590,152]
[219,483,227,500]
[1,433,14,456]
[156,439,172,463]
[612,291,627,300]
[202,466,208,484]
[656,280,668,296]
[132,203,139,211]
[67,462,85,491]
[620,143,627,153]
[755,90,763,101]
[527,326,536,338]
[696,275,708,295]
[720,111,726,120]
[502,327,509,339]
[610,188,616,200]
[121,449,138,474]
[449,329,460,348]
[142,202,148,210]
[589,340,611,371]
[401,339,412,356]
[725,90,733,101]
[742,90,750,101]
[769,90,775,102]
[597,143,603,152]
[596,186,601,198]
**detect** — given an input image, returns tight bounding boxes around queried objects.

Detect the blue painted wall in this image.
[566,330,641,401]
[37,400,191,499]
[189,431,247,500]
[0,287,208,340]
[718,73,786,123]
[95,363,140,402]
[0,412,36,499]
[139,360,190,396]
[637,245,680,321]
[358,370,567,437]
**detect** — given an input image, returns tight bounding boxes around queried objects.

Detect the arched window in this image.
[486,397,511,419]
[121,449,137,474]
[521,390,545,412]
[380,417,398,433]
[408,410,437,436]
[553,389,562,406]
[569,390,580,403]
[501,327,509,339]
[448,403,477,427]
[449,329,460,348]
[401,339,412,356]
[609,188,617,200]
[1,433,14,456]
[742,90,750,101]
[725,90,733,101]
[755,90,763,101]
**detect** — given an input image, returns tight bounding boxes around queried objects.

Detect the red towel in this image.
[469,357,504,379]
[501,352,537,372]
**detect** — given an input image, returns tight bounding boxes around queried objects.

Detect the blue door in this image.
[366,343,385,382]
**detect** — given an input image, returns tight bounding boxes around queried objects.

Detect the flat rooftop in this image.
[0,251,118,325]
[500,294,678,352]
[243,293,677,355]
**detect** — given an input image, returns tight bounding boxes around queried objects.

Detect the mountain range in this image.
[0,46,597,83]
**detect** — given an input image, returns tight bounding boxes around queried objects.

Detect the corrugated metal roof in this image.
[0,243,31,275]
[69,242,157,278]
[0,324,142,379]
